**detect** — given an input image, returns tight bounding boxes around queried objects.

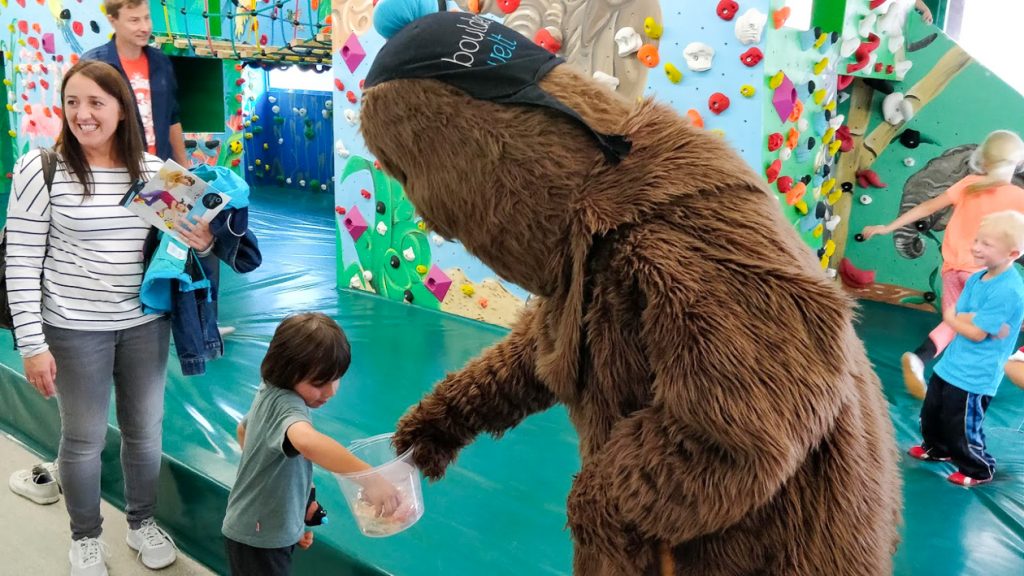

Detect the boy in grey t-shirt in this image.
[222,313,402,575]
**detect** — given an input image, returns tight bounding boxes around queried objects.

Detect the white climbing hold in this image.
[893,59,913,79]
[829,114,846,129]
[431,234,445,246]
[735,8,767,45]
[798,118,809,132]
[859,195,873,205]
[272,105,280,114]
[403,247,416,261]
[299,180,306,187]
[592,71,621,91]
[376,222,388,235]
[268,95,277,104]
[858,12,878,38]
[320,184,328,191]
[344,109,359,125]
[349,275,362,289]
[614,27,642,57]
[325,100,333,110]
[298,107,307,117]
[840,33,860,58]
[335,139,350,158]
[779,147,792,161]
[825,215,842,231]
[888,34,904,54]
[278,137,284,145]
[322,109,330,119]
[882,92,914,125]
[362,270,373,282]
[286,177,292,184]
[904,157,916,167]
[683,43,715,71]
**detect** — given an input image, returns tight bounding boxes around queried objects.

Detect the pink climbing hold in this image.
[42,33,55,54]
[343,206,369,241]
[424,265,453,302]
[340,34,366,73]
[772,75,797,123]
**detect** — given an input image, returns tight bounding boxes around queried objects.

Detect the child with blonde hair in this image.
[861,130,1024,398]
[907,210,1024,486]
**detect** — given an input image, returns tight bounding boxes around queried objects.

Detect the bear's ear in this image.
[373,0,442,39]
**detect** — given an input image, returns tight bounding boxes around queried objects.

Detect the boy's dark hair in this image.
[262,313,351,389]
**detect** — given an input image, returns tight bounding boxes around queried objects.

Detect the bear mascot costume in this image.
[359,2,901,574]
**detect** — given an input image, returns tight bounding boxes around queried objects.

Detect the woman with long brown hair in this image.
[5,60,211,575]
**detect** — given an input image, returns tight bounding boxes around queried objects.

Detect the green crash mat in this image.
[0,186,1022,575]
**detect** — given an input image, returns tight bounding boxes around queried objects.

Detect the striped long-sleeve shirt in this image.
[5,150,164,357]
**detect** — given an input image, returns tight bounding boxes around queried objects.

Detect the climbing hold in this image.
[478,298,489,309]
[767,133,783,152]
[664,63,682,84]
[643,17,663,39]
[739,47,763,67]
[278,138,284,145]
[534,27,562,53]
[813,89,827,105]
[779,147,792,161]
[856,169,887,189]
[786,127,800,149]
[244,133,253,140]
[637,45,659,68]
[841,181,854,193]
[828,140,843,156]
[403,289,414,303]
[376,201,386,214]
[340,34,367,73]
[424,266,453,301]
[777,176,794,194]
[262,143,269,150]
[813,57,829,75]
[72,21,84,37]
[740,84,756,97]
[347,91,358,104]
[904,157,916,167]
[376,222,388,236]
[272,105,280,114]
[363,270,374,283]
[614,27,642,57]
[683,43,714,71]
[335,206,346,216]
[344,109,358,125]
[686,109,704,128]
[389,255,400,268]
[854,233,865,242]
[343,207,369,241]
[416,265,428,275]
[717,0,739,21]
[496,0,521,14]
[460,284,475,297]
[838,258,876,289]
[798,118,809,132]
[285,177,292,184]
[769,71,786,89]
[837,75,854,91]
[592,71,620,91]
[795,200,809,216]
[708,93,730,115]
[60,9,71,19]
[882,92,914,125]
[772,7,791,29]
[766,159,782,183]
[786,181,807,206]
[735,8,768,45]
[90,21,99,34]
[403,247,416,262]
[360,189,372,199]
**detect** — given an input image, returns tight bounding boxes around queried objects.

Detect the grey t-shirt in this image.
[222,384,313,548]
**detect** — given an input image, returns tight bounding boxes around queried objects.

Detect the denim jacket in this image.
[142,208,261,375]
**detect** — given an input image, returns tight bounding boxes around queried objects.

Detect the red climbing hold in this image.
[766,159,782,183]
[347,91,358,104]
[717,0,739,20]
[73,21,84,37]
[235,78,246,86]
[739,47,763,67]
[835,125,854,152]
[534,29,561,54]
[17,21,28,34]
[708,92,730,115]
[837,75,853,91]
[496,0,520,14]
[53,106,62,118]
[869,0,887,9]
[334,78,344,91]
[24,104,32,115]
[373,160,382,170]
[886,64,894,74]
[856,169,887,189]
[40,64,48,74]
[260,34,268,46]
[874,62,883,73]
[335,206,347,215]
[231,158,241,167]
[838,258,876,289]
[26,81,36,90]
[27,37,39,49]
[767,132,783,152]
[776,175,794,194]
[360,189,372,199]
[32,23,41,33]
[43,107,52,118]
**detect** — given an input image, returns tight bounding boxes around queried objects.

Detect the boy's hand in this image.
[943,306,957,324]
[361,475,402,518]
[298,531,314,550]
[996,323,1011,339]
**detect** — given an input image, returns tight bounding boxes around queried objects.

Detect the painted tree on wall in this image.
[338,155,439,309]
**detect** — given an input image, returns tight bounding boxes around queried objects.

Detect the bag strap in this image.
[39,147,57,193]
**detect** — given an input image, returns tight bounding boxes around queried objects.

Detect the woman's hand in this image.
[24,351,57,398]
[176,216,214,252]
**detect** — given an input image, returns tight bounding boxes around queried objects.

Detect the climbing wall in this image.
[839,17,1024,308]
[245,84,334,190]
[837,0,916,81]
[331,0,789,327]
[760,1,844,267]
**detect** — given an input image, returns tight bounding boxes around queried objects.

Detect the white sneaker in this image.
[126,518,177,569]
[69,538,109,576]
[901,352,926,400]
[9,463,60,504]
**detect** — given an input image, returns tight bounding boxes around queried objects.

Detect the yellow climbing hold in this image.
[244,132,253,140]
[823,127,836,144]
[820,254,830,269]
[644,17,663,39]
[824,239,837,257]
[821,178,836,195]
[813,89,827,105]
[254,159,261,166]
[416,264,428,275]
[813,58,829,75]
[13,65,20,73]
[2,79,10,86]
[7,130,16,138]
[461,284,475,297]
[769,71,785,89]
[4,104,11,112]
[814,33,828,49]
[664,63,682,84]
[740,84,756,97]
[823,100,837,112]
[263,143,269,150]
[795,200,809,215]
[417,221,427,231]
[828,140,843,156]
[827,189,843,205]
[813,223,823,238]
[711,129,726,138]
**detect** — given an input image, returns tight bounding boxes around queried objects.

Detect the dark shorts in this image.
[225,537,296,576]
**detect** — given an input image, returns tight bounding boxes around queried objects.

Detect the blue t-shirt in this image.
[935,268,1024,396]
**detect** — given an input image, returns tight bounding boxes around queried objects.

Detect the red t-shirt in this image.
[119,52,157,155]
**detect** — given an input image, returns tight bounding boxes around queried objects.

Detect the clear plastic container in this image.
[335,433,424,537]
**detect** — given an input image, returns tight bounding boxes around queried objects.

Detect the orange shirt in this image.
[942,174,1024,272]
[119,52,157,155]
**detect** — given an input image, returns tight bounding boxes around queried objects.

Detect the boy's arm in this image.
[943,307,988,342]
[286,421,372,476]
[236,422,246,449]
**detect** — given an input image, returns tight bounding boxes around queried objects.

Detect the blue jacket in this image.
[82,38,181,161]
[142,209,261,375]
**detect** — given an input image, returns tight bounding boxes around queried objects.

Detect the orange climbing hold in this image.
[786,182,807,206]
[786,127,800,149]
[637,44,660,68]
[787,99,804,123]
[468,0,482,13]
[772,7,791,29]
[687,109,704,128]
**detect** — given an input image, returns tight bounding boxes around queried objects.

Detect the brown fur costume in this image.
[360,65,902,575]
